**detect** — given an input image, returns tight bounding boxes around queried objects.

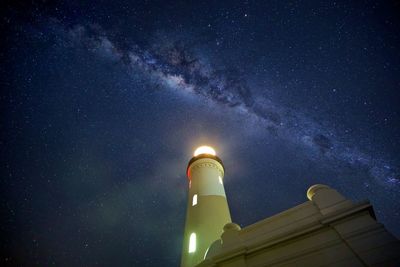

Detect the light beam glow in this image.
[192,194,198,206]
[189,233,196,253]
[194,146,216,157]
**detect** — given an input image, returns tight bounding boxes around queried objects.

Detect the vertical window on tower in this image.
[219,176,223,184]
[189,233,196,253]
[192,194,198,206]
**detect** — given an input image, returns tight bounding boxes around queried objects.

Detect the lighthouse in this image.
[180,146,232,267]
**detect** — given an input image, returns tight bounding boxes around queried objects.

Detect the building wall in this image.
[197,185,400,267]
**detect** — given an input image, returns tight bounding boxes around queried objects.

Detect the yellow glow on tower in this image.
[181,145,231,267]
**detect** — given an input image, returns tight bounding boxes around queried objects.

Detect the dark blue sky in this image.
[2,1,400,266]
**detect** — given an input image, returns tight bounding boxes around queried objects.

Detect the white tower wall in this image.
[181,152,231,267]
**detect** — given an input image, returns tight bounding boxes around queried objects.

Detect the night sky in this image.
[2,1,400,266]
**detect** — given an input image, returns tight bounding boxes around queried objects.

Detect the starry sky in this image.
[1,0,400,266]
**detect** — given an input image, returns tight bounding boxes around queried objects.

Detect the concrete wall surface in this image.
[197,185,400,267]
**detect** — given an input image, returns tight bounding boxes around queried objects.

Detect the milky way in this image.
[51,22,399,189]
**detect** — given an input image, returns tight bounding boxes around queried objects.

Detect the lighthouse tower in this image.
[181,146,232,267]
